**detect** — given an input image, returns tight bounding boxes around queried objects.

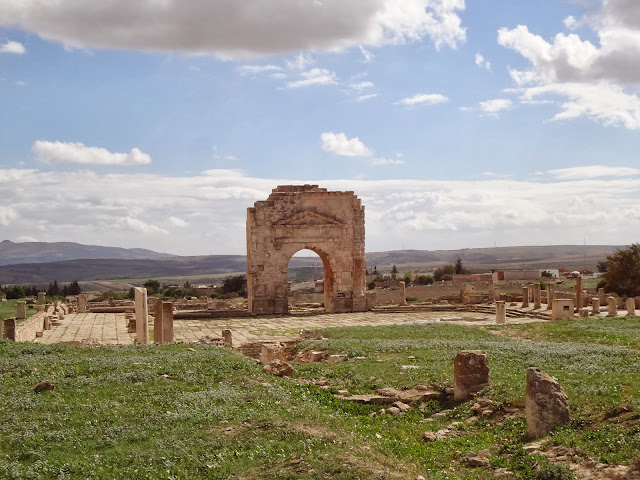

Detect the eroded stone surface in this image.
[525,367,569,439]
[246,185,366,314]
[454,351,489,401]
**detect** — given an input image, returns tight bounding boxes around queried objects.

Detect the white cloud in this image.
[359,45,374,63]
[15,80,25,86]
[286,53,314,71]
[16,235,38,242]
[497,2,640,130]
[350,81,374,91]
[237,64,282,76]
[121,217,168,235]
[169,216,189,227]
[479,98,512,115]
[286,68,337,88]
[356,93,379,102]
[397,93,449,106]
[547,165,640,179]
[1,168,638,255]
[372,157,405,166]
[0,40,25,54]
[321,132,373,157]
[0,1,466,57]
[32,141,152,166]
[474,53,490,69]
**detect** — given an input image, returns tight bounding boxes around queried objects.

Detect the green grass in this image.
[1,320,639,479]
[0,299,19,322]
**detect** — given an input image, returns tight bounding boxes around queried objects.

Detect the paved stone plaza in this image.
[35,310,544,346]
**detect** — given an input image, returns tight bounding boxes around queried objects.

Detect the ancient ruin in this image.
[246,185,367,314]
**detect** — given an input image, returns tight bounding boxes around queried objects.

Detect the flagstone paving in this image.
[36,310,544,346]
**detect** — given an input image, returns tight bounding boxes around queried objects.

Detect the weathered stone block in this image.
[526,367,569,439]
[454,351,489,401]
[495,301,506,325]
[552,299,574,321]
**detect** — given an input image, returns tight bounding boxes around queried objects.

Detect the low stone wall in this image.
[14,312,47,342]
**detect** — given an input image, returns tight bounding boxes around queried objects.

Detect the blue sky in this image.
[1,0,639,255]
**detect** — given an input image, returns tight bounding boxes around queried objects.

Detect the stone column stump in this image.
[626,298,636,317]
[134,287,149,345]
[526,367,570,439]
[533,283,541,310]
[153,298,164,343]
[591,298,600,316]
[222,329,233,347]
[161,302,174,343]
[37,292,46,305]
[453,351,490,401]
[546,285,554,311]
[16,301,26,320]
[3,317,16,341]
[495,301,506,325]
[598,288,606,306]
[607,296,617,317]
[522,287,529,308]
[77,294,88,313]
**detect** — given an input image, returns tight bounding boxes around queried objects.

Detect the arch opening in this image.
[287,248,332,312]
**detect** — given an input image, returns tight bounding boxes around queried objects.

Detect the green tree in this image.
[403,271,412,285]
[391,265,398,280]
[433,264,455,282]
[414,275,434,285]
[603,244,640,296]
[220,275,247,297]
[454,257,469,275]
[596,260,608,273]
[143,279,161,296]
[47,281,60,297]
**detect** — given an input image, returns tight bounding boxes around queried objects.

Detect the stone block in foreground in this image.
[526,367,569,439]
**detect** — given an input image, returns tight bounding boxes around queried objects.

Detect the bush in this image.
[603,244,640,296]
[433,264,455,282]
[367,281,376,290]
[414,275,434,285]
[405,295,418,302]
[220,275,247,297]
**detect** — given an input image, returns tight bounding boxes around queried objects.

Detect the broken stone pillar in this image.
[261,343,286,365]
[533,283,541,309]
[591,298,600,316]
[626,298,636,317]
[526,367,570,439]
[35,304,45,313]
[134,287,148,345]
[453,351,490,401]
[222,329,233,347]
[546,285,554,311]
[3,317,16,341]
[495,301,506,325]
[574,276,583,309]
[161,302,173,343]
[488,277,495,303]
[153,298,164,343]
[399,281,407,306]
[16,301,26,320]
[579,308,589,318]
[522,287,529,308]
[37,292,46,305]
[43,316,50,330]
[77,294,87,313]
[607,296,617,317]
[598,288,605,306]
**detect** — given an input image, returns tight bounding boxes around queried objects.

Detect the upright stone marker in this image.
[552,299,574,321]
[522,287,529,308]
[526,367,570,439]
[16,301,26,320]
[574,276,583,309]
[488,276,495,303]
[591,298,600,316]
[626,298,636,317]
[598,288,606,306]
[607,296,617,317]
[161,302,174,343]
[222,329,233,347]
[495,301,506,325]
[37,292,46,305]
[399,281,407,306]
[77,294,87,313]
[453,351,490,401]
[134,287,149,345]
[3,317,16,341]
[546,285,554,311]
[153,298,164,343]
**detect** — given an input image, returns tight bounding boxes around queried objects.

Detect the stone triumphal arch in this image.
[246,185,368,314]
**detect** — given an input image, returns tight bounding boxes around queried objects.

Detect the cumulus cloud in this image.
[32,141,152,166]
[479,98,512,115]
[321,132,373,157]
[1,168,638,255]
[475,53,490,69]
[286,68,337,88]
[547,165,640,179]
[397,93,449,106]
[497,1,640,130]
[0,1,466,58]
[0,40,25,54]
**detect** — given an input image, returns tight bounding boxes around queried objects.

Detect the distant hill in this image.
[0,240,173,266]
[0,244,622,285]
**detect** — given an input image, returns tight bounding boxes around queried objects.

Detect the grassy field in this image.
[0,299,19,322]
[0,318,638,479]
